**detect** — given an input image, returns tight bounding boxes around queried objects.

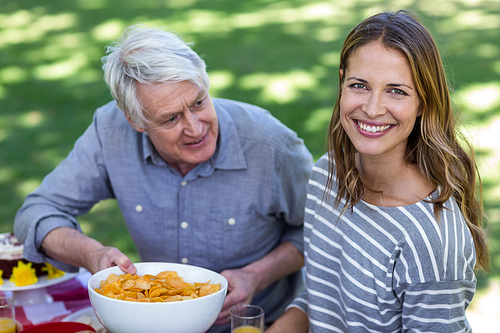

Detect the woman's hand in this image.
[265,308,309,333]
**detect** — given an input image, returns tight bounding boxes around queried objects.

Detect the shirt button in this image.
[181,221,189,229]
[135,205,143,212]
[181,258,189,264]
[228,218,236,225]
[181,181,187,186]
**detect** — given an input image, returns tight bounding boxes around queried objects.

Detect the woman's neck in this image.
[356,153,436,207]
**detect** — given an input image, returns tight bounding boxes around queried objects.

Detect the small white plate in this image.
[63,306,106,332]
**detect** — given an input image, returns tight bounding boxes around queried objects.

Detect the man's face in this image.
[130,81,219,176]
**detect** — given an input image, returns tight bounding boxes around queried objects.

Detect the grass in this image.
[0,0,499,299]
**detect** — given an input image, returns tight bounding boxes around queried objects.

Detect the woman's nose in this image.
[363,94,386,117]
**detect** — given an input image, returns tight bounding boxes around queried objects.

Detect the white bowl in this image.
[88,262,228,333]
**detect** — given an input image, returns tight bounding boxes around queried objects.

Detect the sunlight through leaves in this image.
[240,70,317,103]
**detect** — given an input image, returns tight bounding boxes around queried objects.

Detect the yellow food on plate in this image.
[9,261,38,286]
[42,262,65,279]
[94,270,220,302]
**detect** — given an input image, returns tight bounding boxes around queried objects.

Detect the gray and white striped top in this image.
[290,154,476,332]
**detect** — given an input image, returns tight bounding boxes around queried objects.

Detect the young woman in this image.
[267,10,489,333]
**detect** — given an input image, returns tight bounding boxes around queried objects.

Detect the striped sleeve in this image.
[288,289,309,314]
[392,197,476,332]
[397,280,475,332]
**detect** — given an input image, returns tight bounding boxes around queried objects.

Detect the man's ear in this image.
[125,115,146,133]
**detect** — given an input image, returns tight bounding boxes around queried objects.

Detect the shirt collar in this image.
[211,99,247,171]
[140,98,247,173]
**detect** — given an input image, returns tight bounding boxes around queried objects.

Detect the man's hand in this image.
[41,227,136,274]
[213,267,260,325]
[86,245,136,274]
[213,242,304,326]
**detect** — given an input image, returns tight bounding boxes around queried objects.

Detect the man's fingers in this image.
[112,253,136,274]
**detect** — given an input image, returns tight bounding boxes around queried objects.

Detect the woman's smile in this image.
[356,121,392,133]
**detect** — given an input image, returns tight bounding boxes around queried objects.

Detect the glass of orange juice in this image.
[231,305,264,333]
[0,297,15,333]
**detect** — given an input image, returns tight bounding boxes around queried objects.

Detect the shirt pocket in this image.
[207,212,277,272]
[119,199,174,261]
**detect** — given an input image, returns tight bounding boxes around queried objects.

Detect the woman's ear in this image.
[339,69,344,93]
[417,104,424,117]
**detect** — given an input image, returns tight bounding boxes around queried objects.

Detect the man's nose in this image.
[183,111,203,137]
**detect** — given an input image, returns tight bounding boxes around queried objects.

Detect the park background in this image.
[0,0,499,330]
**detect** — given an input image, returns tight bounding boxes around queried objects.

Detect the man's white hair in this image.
[102,24,210,127]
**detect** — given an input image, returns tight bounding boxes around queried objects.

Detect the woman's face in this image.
[340,41,421,161]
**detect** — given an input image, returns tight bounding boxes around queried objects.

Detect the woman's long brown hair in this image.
[326,10,489,271]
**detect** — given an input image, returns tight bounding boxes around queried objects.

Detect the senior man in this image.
[14,25,312,331]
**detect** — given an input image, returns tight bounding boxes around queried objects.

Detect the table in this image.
[1,271,92,329]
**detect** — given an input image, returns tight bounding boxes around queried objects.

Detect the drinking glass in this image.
[230,305,265,333]
[0,297,15,333]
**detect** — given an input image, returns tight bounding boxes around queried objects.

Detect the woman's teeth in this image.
[357,121,391,133]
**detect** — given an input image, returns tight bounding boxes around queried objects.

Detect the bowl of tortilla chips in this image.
[88,262,228,333]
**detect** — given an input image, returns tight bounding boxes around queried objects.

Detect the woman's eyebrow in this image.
[387,83,415,91]
[346,77,368,83]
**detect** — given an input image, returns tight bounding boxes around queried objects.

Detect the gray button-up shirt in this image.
[14,97,313,329]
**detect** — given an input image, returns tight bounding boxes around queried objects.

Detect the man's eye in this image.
[164,115,179,124]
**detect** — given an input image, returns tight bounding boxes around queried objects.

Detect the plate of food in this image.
[0,232,83,292]
[0,268,84,292]
[62,307,107,333]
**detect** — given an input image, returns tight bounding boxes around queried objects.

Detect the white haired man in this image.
[14,25,313,332]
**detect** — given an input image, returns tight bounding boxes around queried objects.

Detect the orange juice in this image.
[0,318,15,333]
[232,326,262,333]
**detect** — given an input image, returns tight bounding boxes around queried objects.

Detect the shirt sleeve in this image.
[396,280,475,332]
[14,107,113,271]
[287,289,309,314]
[274,135,313,253]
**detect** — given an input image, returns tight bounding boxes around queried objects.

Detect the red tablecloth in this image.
[2,272,92,330]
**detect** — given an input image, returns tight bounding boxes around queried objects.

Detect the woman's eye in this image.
[351,83,365,89]
[391,88,408,96]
